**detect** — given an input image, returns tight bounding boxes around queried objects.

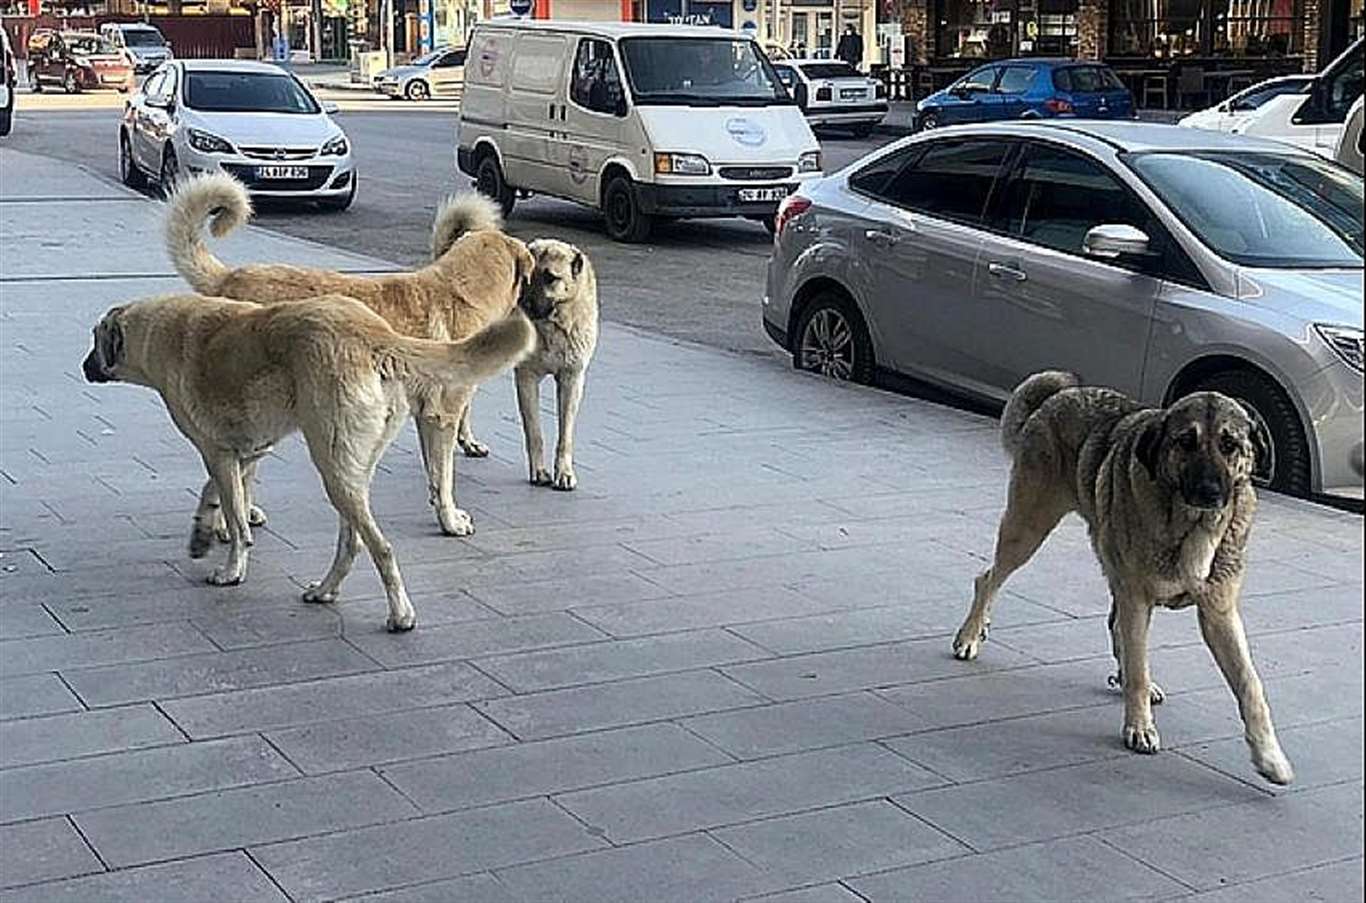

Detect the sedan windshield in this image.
[1129,151,1363,268]
[184,71,320,114]
[619,37,788,106]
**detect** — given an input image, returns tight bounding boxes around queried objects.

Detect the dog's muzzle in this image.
[519,290,554,321]
[82,350,112,383]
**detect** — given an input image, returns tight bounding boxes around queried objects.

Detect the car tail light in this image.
[774,195,812,239]
[816,85,832,101]
[1044,97,1074,114]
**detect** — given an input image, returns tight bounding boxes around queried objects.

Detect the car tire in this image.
[158,145,179,198]
[321,175,357,211]
[474,153,515,218]
[63,70,80,94]
[792,290,874,384]
[119,131,146,189]
[1189,368,1312,496]
[31,76,43,94]
[602,175,652,243]
[405,80,430,101]
[919,111,940,131]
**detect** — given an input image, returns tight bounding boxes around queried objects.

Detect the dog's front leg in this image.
[1114,594,1160,754]
[1197,601,1294,785]
[415,408,473,537]
[551,368,585,491]
[203,455,250,586]
[516,367,550,486]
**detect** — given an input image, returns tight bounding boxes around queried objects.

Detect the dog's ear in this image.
[1238,401,1273,474]
[1135,413,1166,482]
[97,306,127,372]
[513,241,535,292]
[570,250,584,279]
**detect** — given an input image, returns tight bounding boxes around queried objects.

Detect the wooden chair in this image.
[1142,73,1169,110]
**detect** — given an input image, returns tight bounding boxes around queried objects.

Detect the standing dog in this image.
[82,294,533,631]
[953,371,1294,785]
[165,174,528,536]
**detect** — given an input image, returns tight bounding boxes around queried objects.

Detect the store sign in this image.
[418,0,436,52]
[509,0,532,14]
[645,0,733,28]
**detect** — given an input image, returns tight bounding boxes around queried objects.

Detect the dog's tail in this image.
[1001,370,1080,456]
[431,191,503,261]
[387,310,535,389]
[164,172,252,294]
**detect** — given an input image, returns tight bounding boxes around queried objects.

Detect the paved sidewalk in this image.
[0,147,1361,902]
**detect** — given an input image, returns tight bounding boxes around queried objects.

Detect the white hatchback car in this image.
[119,60,357,209]
[771,59,887,136]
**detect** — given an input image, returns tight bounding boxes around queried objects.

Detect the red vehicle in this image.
[26,29,134,94]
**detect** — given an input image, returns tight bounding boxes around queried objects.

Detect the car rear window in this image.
[799,63,859,80]
[1054,66,1124,93]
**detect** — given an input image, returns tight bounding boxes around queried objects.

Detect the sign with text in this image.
[645,0,734,28]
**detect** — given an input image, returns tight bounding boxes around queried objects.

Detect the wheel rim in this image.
[799,308,856,380]
[1241,401,1277,487]
[65,73,77,92]
[407,82,427,100]
[607,186,631,233]
[922,114,938,130]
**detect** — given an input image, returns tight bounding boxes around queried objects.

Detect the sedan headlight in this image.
[798,150,821,173]
[653,152,710,176]
[320,134,349,156]
[1316,324,1364,372]
[186,128,234,155]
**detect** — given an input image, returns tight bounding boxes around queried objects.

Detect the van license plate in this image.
[738,187,787,202]
[256,166,309,180]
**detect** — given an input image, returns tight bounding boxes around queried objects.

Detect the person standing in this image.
[836,24,862,69]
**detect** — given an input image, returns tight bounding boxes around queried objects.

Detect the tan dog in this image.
[432,230,599,491]
[82,294,533,631]
[954,371,1294,785]
[164,173,529,536]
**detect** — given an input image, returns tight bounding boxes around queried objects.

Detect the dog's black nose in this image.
[1187,479,1226,509]
[81,351,108,383]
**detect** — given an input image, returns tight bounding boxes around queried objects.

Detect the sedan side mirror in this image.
[1084,224,1151,259]
[322,100,340,114]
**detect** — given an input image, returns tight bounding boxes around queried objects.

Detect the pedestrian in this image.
[835,24,862,69]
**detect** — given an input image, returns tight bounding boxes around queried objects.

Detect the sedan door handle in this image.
[864,228,902,246]
[987,261,1028,282]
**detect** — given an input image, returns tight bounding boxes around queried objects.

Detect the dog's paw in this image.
[248,504,268,527]
[951,622,987,661]
[530,467,552,487]
[1123,723,1161,754]
[385,611,417,632]
[301,583,339,604]
[438,507,475,537]
[213,513,231,544]
[1252,744,1295,786]
[551,469,577,492]
[207,565,244,587]
[1108,673,1166,705]
[460,438,491,458]
[188,524,215,559]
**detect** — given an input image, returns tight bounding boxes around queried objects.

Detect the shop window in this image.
[935,0,1077,59]
[1109,0,1304,58]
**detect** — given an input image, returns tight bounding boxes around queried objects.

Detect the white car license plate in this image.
[840,88,865,99]
[256,166,310,180]
[738,187,787,202]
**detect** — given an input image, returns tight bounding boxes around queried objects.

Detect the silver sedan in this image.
[763,121,1364,501]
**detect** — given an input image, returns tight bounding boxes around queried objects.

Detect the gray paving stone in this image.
[495,834,777,903]
[722,637,1038,702]
[74,770,418,868]
[190,605,347,649]
[62,639,380,708]
[894,755,1264,852]
[0,851,289,903]
[379,722,731,813]
[573,586,836,638]
[0,621,216,677]
[624,527,816,567]
[846,835,1187,902]
[41,579,322,632]
[475,669,766,741]
[340,873,519,903]
[265,703,512,774]
[345,612,605,667]
[0,734,296,823]
[633,546,907,597]
[162,661,507,738]
[465,571,672,616]
[1178,717,1363,791]
[0,817,102,890]
[1166,857,1362,903]
[742,885,867,903]
[683,692,925,759]
[0,603,64,640]
[1103,782,1364,891]
[476,629,771,692]
[0,673,82,721]
[556,743,943,844]
[0,703,183,769]
[712,800,967,884]
[251,798,604,902]
[1236,581,1365,636]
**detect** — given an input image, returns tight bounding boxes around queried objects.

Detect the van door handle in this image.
[548,102,555,119]
[987,262,1027,282]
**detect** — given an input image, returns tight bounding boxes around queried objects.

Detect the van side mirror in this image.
[1084,224,1151,259]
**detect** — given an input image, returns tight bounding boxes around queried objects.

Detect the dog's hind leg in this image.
[302,517,360,604]
[1198,604,1293,784]
[1108,603,1165,704]
[953,475,1067,661]
[454,386,490,458]
[202,454,251,586]
[189,478,220,559]
[516,366,550,486]
[416,406,474,537]
[241,456,267,527]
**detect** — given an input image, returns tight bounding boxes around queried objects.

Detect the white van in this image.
[1221,38,1363,159]
[98,23,172,75]
[456,20,821,242]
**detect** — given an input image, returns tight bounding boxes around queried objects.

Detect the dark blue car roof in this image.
[972,57,1100,69]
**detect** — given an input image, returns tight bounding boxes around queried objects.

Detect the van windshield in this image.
[619,37,790,106]
[123,29,166,47]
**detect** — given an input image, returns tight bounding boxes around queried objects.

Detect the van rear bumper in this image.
[456,145,476,177]
[637,182,799,218]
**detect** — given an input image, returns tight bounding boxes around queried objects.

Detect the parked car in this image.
[1219,38,1363,160]
[763,121,1364,501]
[26,30,134,94]
[771,58,887,136]
[119,60,357,210]
[458,20,821,242]
[1178,74,1313,133]
[99,22,172,75]
[914,58,1134,131]
[1337,95,1364,175]
[373,45,466,101]
[1,27,14,136]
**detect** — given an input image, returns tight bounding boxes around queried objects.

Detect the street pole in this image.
[384,0,395,66]
[311,0,323,61]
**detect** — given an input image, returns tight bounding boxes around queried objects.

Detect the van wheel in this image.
[119,131,146,189]
[603,175,652,243]
[475,154,515,218]
[1189,369,1311,496]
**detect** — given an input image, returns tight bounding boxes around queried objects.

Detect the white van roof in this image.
[474,19,746,40]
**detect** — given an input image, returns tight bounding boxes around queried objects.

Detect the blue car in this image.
[915,58,1135,131]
